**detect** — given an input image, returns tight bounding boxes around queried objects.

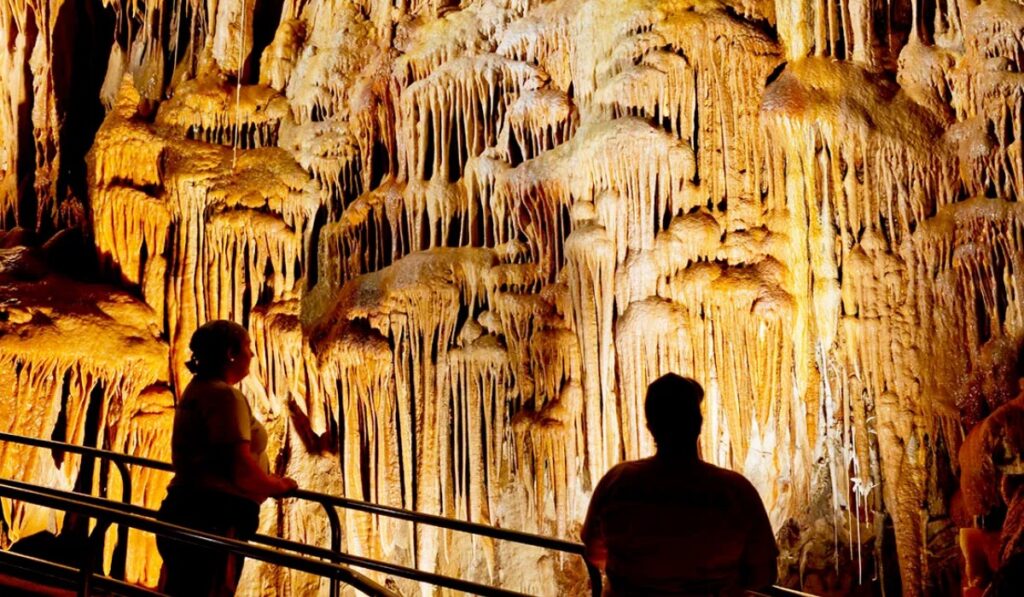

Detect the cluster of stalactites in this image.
[265,4,397,222]
[763,58,958,250]
[948,1,1024,200]
[89,77,171,317]
[87,75,318,397]
[496,118,698,280]
[397,54,545,183]
[0,277,170,569]
[907,198,1024,410]
[774,0,967,65]
[155,75,290,151]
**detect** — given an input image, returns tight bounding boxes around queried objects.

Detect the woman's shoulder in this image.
[182,378,244,404]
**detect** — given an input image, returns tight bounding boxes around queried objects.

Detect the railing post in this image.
[110,461,132,580]
[322,501,343,597]
[79,517,112,597]
[586,562,603,597]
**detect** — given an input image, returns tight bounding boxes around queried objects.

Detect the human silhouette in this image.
[581,374,778,596]
[156,320,297,596]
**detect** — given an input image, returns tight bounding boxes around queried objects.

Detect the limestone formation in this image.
[3,0,1024,595]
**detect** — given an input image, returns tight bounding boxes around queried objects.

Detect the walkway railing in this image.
[0,479,398,596]
[0,431,600,596]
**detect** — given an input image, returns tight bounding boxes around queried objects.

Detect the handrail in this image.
[0,549,164,596]
[0,432,175,471]
[291,488,585,555]
[0,478,528,596]
[0,431,144,582]
[0,432,582,552]
[0,479,398,597]
[0,431,601,595]
[0,432,811,597]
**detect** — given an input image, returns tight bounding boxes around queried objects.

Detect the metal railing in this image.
[0,548,165,597]
[0,479,397,597]
[0,432,812,597]
[0,431,600,596]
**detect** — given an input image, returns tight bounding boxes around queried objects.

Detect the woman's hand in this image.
[231,442,299,501]
[275,476,299,496]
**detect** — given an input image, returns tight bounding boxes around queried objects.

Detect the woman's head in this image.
[185,320,253,383]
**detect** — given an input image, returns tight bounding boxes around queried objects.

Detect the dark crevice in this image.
[15,11,39,231]
[249,0,284,84]
[51,0,115,235]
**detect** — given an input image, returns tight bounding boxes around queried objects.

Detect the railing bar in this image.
[255,532,527,596]
[0,433,593,592]
[0,433,579,552]
[0,480,526,597]
[112,459,132,581]
[764,586,821,596]
[292,489,583,554]
[0,549,164,596]
[0,432,173,471]
[4,479,515,597]
[0,481,394,597]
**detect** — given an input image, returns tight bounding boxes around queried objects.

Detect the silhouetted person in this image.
[157,320,297,596]
[581,374,778,596]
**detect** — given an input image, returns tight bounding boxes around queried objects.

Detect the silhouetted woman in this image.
[157,320,297,596]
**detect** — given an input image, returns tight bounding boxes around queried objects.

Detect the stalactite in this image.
[211,0,255,76]
[503,88,577,162]
[434,335,517,584]
[391,7,490,94]
[763,58,958,249]
[0,0,31,226]
[92,187,171,319]
[105,386,175,585]
[156,73,290,150]
[496,0,576,91]
[497,117,697,279]
[906,198,1024,421]
[564,221,619,483]
[462,153,517,248]
[773,0,961,65]
[614,209,721,310]
[512,380,583,538]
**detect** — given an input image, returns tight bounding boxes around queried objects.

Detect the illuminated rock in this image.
[0,235,170,584]
[4,0,1024,594]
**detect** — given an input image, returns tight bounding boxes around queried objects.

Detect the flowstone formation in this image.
[4,0,1024,594]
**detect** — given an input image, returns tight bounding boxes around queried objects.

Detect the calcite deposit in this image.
[3,0,1024,595]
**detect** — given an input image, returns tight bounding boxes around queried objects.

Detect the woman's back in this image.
[170,377,269,498]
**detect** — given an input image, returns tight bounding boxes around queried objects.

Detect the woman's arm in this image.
[230,441,297,501]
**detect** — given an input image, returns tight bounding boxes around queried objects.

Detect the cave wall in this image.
[3,0,1024,594]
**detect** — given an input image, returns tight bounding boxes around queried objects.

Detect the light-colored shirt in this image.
[170,378,269,500]
[581,456,778,596]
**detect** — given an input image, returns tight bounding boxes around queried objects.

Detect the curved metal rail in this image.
[0,431,600,596]
[0,479,398,596]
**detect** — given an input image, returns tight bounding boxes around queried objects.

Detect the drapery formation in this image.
[4,0,1024,594]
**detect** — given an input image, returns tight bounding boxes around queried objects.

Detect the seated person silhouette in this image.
[581,374,778,596]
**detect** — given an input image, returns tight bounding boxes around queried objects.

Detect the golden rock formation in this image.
[3,0,1024,595]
